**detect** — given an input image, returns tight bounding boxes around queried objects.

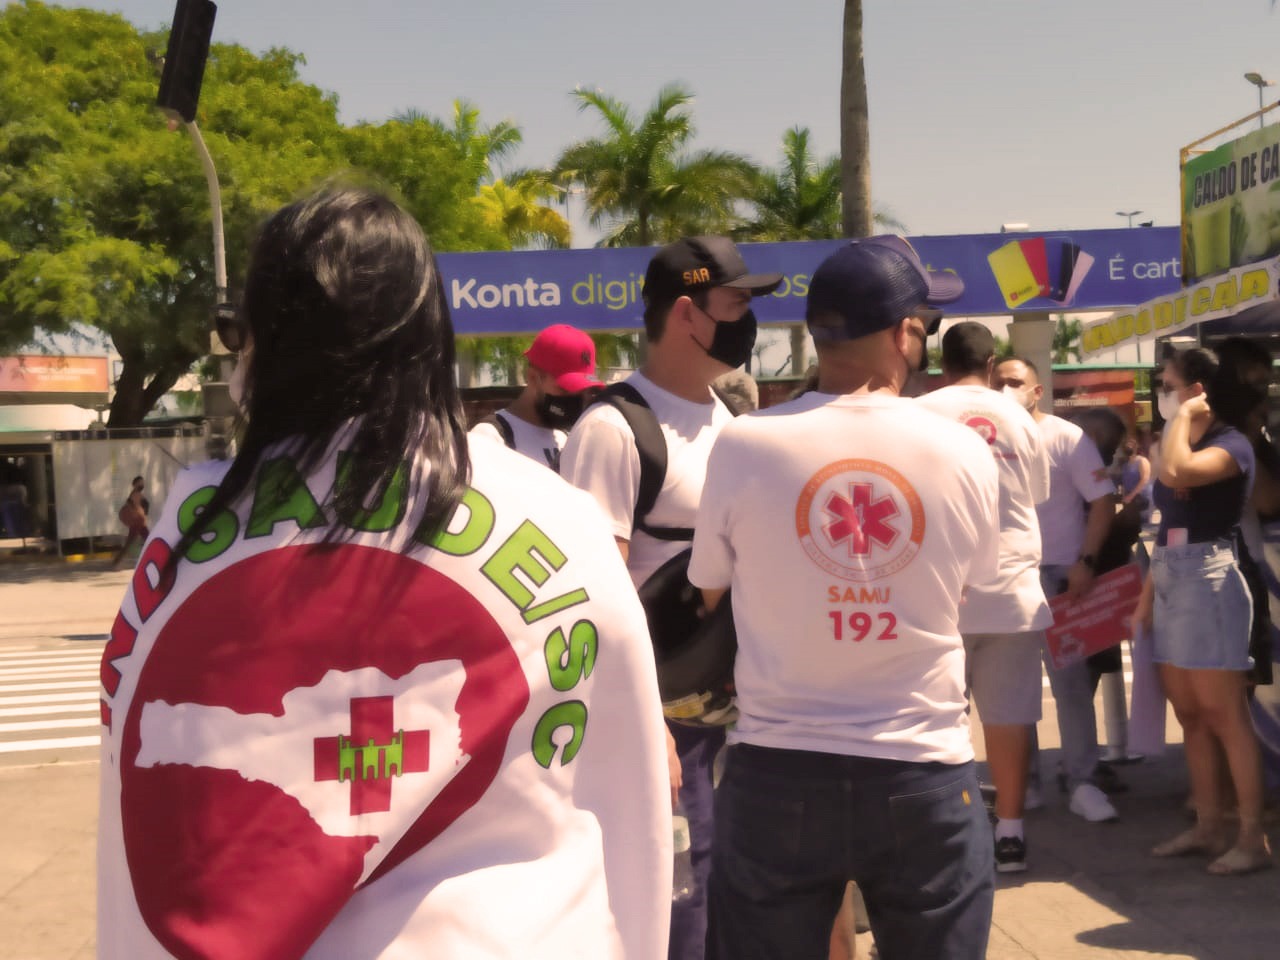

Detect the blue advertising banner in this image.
[435,227,1181,335]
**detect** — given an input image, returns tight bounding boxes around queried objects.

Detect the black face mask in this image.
[694,308,758,369]
[536,391,584,431]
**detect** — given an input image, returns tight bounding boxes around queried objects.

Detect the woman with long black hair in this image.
[97,187,671,959]
[1135,346,1272,875]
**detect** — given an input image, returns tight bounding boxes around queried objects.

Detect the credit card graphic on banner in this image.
[1055,250,1095,305]
[1017,237,1050,298]
[987,241,1041,308]
[1043,236,1075,300]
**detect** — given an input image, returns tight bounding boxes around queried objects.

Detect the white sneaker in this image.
[1069,783,1118,823]
[1024,783,1044,811]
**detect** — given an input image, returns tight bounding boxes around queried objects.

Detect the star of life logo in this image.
[795,459,925,582]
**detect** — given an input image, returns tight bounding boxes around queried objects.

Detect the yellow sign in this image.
[1080,258,1280,358]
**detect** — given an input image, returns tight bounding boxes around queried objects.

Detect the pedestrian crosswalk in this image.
[0,643,102,756]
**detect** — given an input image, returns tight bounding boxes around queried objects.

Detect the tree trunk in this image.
[840,0,873,238]
[107,356,189,428]
[108,356,148,427]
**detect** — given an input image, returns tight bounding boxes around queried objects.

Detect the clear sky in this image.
[72,0,1280,242]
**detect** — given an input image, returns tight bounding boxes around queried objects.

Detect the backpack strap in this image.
[480,412,516,450]
[593,383,694,542]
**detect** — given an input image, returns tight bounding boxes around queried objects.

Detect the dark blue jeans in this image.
[708,744,993,960]
[669,722,725,960]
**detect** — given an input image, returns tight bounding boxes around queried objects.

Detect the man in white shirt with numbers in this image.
[469,324,604,472]
[917,322,1051,874]
[993,357,1120,824]
[690,236,1000,960]
[562,235,781,960]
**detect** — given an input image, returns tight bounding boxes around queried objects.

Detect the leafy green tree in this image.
[0,3,344,424]
[343,115,507,253]
[555,84,757,247]
[378,104,560,385]
[0,4,513,422]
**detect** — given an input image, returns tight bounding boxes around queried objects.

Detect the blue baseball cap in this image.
[805,236,964,343]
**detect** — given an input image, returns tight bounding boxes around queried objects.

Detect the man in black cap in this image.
[562,235,781,960]
[690,237,1000,959]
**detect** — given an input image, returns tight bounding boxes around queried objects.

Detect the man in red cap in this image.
[470,324,604,472]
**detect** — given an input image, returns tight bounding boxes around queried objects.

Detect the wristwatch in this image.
[1077,553,1097,571]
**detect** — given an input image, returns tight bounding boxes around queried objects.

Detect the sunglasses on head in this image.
[214,304,247,353]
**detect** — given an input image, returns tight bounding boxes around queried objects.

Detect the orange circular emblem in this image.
[795,458,925,582]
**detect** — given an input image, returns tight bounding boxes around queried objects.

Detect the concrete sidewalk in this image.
[3,560,1277,959]
[1,762,96,960]
[979,753,1279,960]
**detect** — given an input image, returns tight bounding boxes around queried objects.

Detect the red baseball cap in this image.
[525,324,605,393]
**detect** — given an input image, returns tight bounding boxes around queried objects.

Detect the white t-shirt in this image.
[561,371,733,588]
[98,437,670,960]
[1035,413,1115,566]
[916,383,1052,632]
[689,392,1000,764]
[469,410,566,473]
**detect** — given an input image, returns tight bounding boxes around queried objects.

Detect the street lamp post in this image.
[1116,210,1142,228]
[1245,72,1274,130]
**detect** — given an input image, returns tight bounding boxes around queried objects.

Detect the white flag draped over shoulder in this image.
[97,438,671,960]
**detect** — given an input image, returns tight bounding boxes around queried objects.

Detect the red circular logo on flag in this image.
[119,544,529,960]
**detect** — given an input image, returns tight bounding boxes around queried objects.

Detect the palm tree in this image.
[1053,316,1083,364]
[473,170,571,249]
[741,127,842,241]
[555,84,757,247]
[841,0,872,237]
[446,99,522,184]
[394,100,521,186]
[740,126,908,242]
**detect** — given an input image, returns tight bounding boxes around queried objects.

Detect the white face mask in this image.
[1157,390,1181,422]
[1003,384,1034,412]
[227,349,251,411]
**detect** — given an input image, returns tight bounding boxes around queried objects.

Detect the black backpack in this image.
[591,380,742,728]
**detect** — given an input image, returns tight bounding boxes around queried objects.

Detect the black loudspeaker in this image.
[156,0,218,124]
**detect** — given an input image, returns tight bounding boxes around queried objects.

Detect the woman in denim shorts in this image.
[1133,346,1271,875]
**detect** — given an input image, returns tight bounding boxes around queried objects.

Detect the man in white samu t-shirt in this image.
[691,236,1000,960]
[917,321,1050,874]
[993,357,1119,825]
[561,235,781,960]
[469,324,604,472]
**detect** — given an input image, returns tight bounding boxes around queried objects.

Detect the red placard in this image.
[1044,564,1144,669]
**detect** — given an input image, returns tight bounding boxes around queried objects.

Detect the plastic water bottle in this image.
[672,802,695,902]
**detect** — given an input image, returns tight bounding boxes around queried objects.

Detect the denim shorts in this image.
[1151,540,1253,671]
